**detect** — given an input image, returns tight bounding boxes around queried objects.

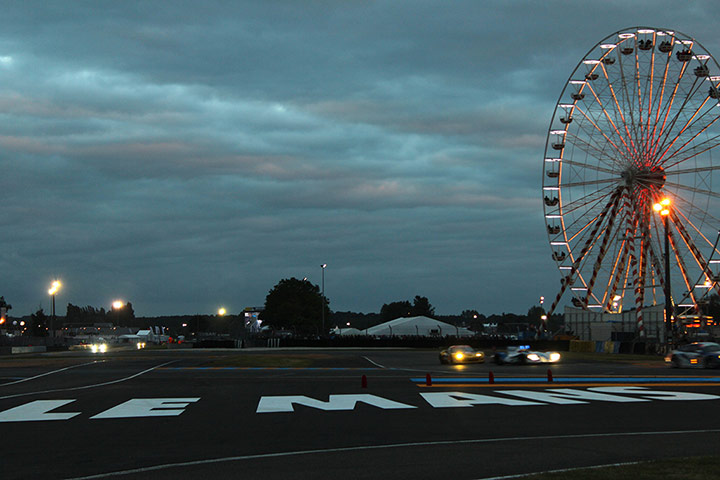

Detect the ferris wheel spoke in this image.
[666,163,720,176]
[641,38,659,153]
[656,94,714,163]
[649,43,675,156]
[582,84,634,159]
[582,198,624,307]
[560,178,620,189]
[603,236,629,309]
[651,60,692,158]
[561,184,617,214]
[599,62,639,160]
[670,214,715,304]
[616,47,640,155]
[565,131,625,170]
[662,131,720,170]
[673,206,720,255]
[667,229,697,305]
[652,68,702,158]
[562,158,618,175]
[672,196,720,236]
[663,180,720,199]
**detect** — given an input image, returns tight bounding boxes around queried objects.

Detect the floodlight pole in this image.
[321,264,327,336]
[664,214,673,351]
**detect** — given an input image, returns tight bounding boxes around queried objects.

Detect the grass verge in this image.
[514,455,720,479]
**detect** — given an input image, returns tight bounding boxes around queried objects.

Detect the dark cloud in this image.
[1,1,719,315]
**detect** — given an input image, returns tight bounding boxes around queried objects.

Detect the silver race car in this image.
[494,345,561,365]
[666,342,720,368]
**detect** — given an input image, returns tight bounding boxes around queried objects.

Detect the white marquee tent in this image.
[365,316,473,337]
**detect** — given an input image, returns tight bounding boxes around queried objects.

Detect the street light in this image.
[653,197,673,350]
[218,307,227,316]
[112,300,125,327]
[320,264,327,335]
[48,280,61,338]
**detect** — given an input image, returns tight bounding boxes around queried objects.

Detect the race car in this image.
[666,342,720,368]
[439,345,485,364]
[493,345,561,365]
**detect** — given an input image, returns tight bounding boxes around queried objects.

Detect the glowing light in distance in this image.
[48,280,61,295]
[218,307,227,316]
[654,198,671,216]
[112,300,124,309]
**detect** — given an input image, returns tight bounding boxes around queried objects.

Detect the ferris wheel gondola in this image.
[543,27,720,335]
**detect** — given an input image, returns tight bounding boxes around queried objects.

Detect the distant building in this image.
[563,305,665,342]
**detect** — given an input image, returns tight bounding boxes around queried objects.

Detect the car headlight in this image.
[455,353,464,360]
[91,344,98,353]
[475,352,482,357]
[550,352,561,362]
[99,344,107,353]
[527,353,540,361]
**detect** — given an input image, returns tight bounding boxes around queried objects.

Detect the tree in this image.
[260,277,329,333]
[0,296,11,326]
[461,309,484,331]
[31,309,48,337]
[380,301,412,322]
[112,302,135,327]
[411,296,435,317]
[66,304,107,324]
[527,305,545,327]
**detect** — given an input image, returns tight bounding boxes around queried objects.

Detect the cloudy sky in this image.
[1,0,719,317]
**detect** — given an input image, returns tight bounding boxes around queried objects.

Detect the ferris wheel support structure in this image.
[543,27,720,340]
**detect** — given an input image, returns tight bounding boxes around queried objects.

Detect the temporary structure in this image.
[365,316,473,337]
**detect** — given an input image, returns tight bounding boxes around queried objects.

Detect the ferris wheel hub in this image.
[621,166,666,189]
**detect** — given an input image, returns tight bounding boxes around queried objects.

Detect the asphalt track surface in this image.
[2,348,720,479]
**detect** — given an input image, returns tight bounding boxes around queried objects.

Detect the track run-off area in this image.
[2,348,720,479]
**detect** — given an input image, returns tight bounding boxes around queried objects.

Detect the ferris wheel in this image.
[543,26,720,333]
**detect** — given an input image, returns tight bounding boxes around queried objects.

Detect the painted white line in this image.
[474,461,642,480]
[63,428,720,480]
[0,361,103,386]
[361,356,385,369]
[0,361,177,400]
